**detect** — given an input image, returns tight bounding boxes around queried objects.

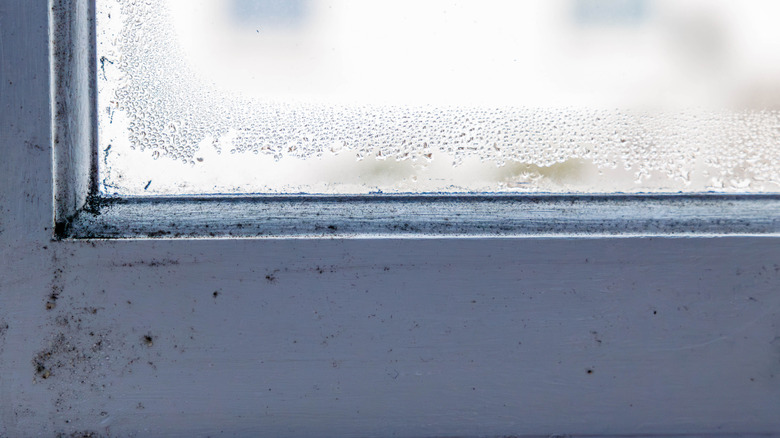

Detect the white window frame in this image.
[1,1,779,437]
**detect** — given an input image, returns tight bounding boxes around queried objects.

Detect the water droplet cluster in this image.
[102,0,780,192]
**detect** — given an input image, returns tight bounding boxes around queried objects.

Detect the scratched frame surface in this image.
[52,0,780,239]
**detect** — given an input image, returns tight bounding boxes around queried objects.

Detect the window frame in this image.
[53,0,780,240]
[4,2,780,436]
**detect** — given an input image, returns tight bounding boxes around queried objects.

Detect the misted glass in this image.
[97,0,780,194]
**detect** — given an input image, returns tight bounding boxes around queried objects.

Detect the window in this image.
[54,0,780,238]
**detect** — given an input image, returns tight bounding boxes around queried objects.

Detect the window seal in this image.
[51,0,780,240]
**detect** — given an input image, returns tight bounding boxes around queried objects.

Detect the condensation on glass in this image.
[97,0,780,195]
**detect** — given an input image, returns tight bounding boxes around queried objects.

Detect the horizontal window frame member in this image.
[57,194,780,239]
[51,0,780,240]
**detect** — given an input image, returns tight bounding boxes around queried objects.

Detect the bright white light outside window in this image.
[97,0,780,195]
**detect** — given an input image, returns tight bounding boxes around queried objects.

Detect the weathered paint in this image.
[1,1,780,438]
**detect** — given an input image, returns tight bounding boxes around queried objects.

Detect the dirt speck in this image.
[25,140,44,152]
[56,432,103,438]
[142,334,154,347]
[116,258,180,268]
[47,288,61,310]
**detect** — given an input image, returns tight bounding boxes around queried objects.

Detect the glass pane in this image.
[97,0,780,194]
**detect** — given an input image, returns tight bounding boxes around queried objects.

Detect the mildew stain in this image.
[56,432,104,438]
[142,333,154,347]
[265,270,280,283]
[113,258,180,268]
[0,320,9,354]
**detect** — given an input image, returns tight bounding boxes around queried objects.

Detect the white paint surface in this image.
[2,2,780,437]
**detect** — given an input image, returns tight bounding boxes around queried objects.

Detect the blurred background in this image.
[99,0,780,194]
[168,0,780,109]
